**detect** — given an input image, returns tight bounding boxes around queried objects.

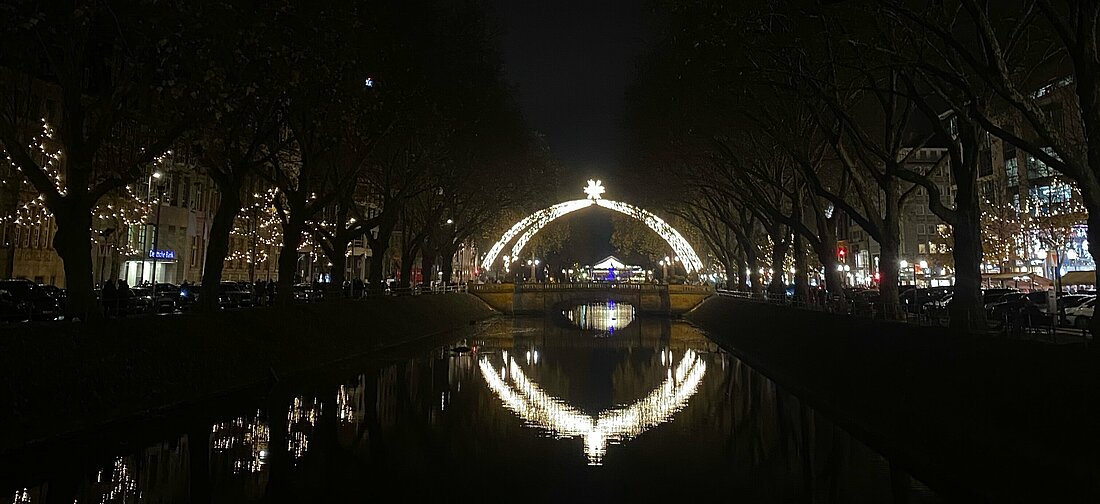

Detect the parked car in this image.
[129,286,177,313]
[900,287,952,314]
[0,288,30,323]
[0,279,61,321]
[294,283,320,302]
[219,281,254,308]
[988,291,1047,324]
[154,283,187,310]
[1066,297,1095,329]
[1058,293,1093,310]
[984,291,1023,312]
[37,284,66,313]
[178,283,198,307]
[981,288,1017,303]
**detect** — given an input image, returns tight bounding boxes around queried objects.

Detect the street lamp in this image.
[527,258,540,282]
[149,172,165,301]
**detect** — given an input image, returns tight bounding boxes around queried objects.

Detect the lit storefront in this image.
[123,249,177,286]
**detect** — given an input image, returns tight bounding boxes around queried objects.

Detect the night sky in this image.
[490,0,647,265]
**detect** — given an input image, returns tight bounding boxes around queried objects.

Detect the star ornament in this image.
[584,179,605,200]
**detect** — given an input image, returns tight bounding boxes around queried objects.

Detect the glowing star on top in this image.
[584,179,605,200]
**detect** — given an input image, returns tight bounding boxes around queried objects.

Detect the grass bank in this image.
[686,296,1099,503]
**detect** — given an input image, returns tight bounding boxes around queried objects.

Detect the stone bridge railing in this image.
[469,282,713,315]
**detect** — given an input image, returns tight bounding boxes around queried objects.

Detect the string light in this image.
[483,180,705,273]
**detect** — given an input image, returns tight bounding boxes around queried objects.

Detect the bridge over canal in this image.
[470,282,714,316]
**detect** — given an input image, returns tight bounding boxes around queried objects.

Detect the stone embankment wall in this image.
[686,296,1097,503]
[0,294,494,453]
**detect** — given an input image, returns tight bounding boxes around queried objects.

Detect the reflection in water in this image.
[564,301,635,333]
[286,396,321,461]
[336,384,357,423]
[3,307,941,502]
[479,349,705,464]
[211,411,270,474]
[9,489,30,504]
[97,457,140,503]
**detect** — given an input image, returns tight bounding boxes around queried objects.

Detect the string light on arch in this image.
[483,180,705,274]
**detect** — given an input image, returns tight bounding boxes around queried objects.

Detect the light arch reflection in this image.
[479,349,706,464]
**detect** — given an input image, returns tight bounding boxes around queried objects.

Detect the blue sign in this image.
[148,249,176,260]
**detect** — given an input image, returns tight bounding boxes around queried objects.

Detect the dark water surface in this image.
[4,303,940,503]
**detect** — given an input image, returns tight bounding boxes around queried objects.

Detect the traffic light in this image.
[837,244,847,262]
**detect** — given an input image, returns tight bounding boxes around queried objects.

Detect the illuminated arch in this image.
[483,180,705,274]
[479,349,706,464]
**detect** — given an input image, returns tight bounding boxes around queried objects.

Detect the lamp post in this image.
[149,171,164,300]
[527,257,540,282]
[661,255,670,284]
[248,193,258,285]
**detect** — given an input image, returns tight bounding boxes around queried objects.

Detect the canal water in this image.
[4,302,940,503]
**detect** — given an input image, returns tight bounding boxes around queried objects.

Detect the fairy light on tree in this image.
[227,187,283,277]
[0,119,63,228]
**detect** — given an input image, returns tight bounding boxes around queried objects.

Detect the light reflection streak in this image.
[97,457,140,503]
[480,350,706,464]
[287,396,321,461]
[565,302,635,333]
[11,488,30,503]
[211,411,270,474]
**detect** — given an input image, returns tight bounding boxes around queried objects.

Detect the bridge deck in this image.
[469,283,713,315]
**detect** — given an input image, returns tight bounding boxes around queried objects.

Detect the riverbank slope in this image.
[1,294,494,453]
[686,296,1098,503]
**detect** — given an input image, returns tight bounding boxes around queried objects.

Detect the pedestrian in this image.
[266,280,276,305]
[102,279,117,317]
[117,279,133,316]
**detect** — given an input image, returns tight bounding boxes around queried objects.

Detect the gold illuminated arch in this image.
[482,180,704,273]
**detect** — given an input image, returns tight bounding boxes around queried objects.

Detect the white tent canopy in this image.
[592,256,629,270]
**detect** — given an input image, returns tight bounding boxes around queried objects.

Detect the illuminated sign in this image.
[148,249,176,260]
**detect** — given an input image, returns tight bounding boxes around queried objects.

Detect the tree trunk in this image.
[815,210,845,301]
[399,250,416,290]
[793,233,810,302]
[878,174,901,313]
[199,188,241,311]
[721,257,736,290]
[747,254,762,294]
[879,235,901,316]
[326,245,348,298]
[734,256,747,291]
[420,252,437,289]
[440,246,456,284]
[398,233,422,290]
[767,235,789,296]
[367,223,395,294]
[949,213,985,331]
[53,205,98,320]
[275,218,305,306]
[814,240,845,302]
[947,125,987,332]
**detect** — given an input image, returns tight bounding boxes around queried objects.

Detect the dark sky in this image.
[491,0,645,190]
[490,0,648,265]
